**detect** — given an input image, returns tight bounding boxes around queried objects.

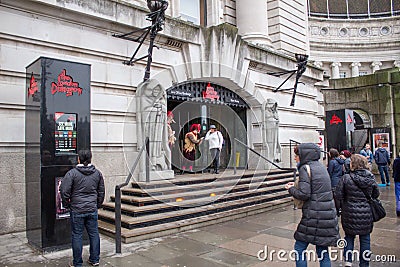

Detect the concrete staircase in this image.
[98,169,295,243]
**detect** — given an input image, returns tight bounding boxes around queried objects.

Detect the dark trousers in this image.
[70,211,100,267]
[377,164,390,184]
[210,148,220,172]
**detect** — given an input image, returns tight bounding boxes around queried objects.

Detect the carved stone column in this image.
[313,61,323,69]
[330,62,341,79]
[236,0,272,47]
[371,61,382,73]
[350,62,361,77]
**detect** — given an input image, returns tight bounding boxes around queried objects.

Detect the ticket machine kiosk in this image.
[25,57,91,251]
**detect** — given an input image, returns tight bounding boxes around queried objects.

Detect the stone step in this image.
[102,180,291,217]
[98,197,293,243]
[99,189,290,229]
[110,177,293,206]
[122,172,293,197]
[130,169,291,189]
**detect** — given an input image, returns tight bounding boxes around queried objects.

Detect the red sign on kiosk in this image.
[202,83,220,101]
[28,73,39,98]
[329,114,343,125]
[51,69,83,97]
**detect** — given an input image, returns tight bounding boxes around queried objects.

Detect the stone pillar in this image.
[371,61,382,73]
[330,62,341,79]
[236,0,272,47]
[394,60,400,68]
[350,62,361,77]
[313,61,323,69]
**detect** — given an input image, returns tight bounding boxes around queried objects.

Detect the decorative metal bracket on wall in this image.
[268,54,308,106]
[113,0,169,82]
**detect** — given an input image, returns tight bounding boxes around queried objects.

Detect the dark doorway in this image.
[167,82,248,173]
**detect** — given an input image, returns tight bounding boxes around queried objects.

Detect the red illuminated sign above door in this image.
[202,83,220,101]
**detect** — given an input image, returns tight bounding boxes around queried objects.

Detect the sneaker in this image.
[387,182,391,186]
[87,260,99,266]
[378,183,386,187]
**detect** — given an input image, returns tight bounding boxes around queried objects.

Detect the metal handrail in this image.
[115,137,149,253]
[234,138,297,209]
[234,138,296,172]
[289,139,329,168]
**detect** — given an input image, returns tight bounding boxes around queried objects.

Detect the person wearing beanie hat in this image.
[204,125,224,174]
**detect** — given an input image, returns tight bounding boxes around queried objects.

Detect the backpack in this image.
[375,148,388,165]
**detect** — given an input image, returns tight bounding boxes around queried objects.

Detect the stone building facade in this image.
[308,0,400,78]
[323,68,400,155]
[0,0,398,235]
[0,0,324,234]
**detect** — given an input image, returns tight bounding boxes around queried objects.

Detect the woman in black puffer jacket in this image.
[335,154,379,267]
[286,143,339,266]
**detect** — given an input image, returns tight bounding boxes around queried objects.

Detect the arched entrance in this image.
[353,109,372,153]
[166,81,249,173]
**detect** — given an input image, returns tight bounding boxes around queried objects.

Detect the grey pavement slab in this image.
[201,248,259,266]
[160,254,227,267]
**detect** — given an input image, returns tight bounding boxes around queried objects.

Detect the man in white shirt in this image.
[204,125,224,174]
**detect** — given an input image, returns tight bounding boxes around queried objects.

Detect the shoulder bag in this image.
[350,174,386,222]
[293,165,311,209]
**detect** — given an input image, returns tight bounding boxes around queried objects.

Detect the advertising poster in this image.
[55,112,77,155]
[56,176,70,219]
[373,133,390,153]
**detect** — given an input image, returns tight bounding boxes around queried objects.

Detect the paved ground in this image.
[1,176,399,267]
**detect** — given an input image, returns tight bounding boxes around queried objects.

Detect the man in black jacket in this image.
[60,150,105,267]
[374,142,390,185]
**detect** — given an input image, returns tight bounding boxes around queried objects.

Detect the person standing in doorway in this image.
[60,150,105,267]
[204,125,224,174]
[392,150,400,216]
[374,142,391,186]
[182,124,203,172]
[360,143,373,171]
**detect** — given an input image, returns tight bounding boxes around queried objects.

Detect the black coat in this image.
[334,169,379,236]
[288,143,340,246]
[393,157,400,183]
[60,164,105,214]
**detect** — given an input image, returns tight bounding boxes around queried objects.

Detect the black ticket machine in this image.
[25,57,91,251]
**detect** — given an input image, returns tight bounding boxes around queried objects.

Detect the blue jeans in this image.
[395,182,400,212]
[377,165,390,184]
[343,234,371,267]
[294,240,331,267]
[70,211,100,267]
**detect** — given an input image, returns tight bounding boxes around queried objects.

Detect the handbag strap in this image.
[349,173,372,201]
